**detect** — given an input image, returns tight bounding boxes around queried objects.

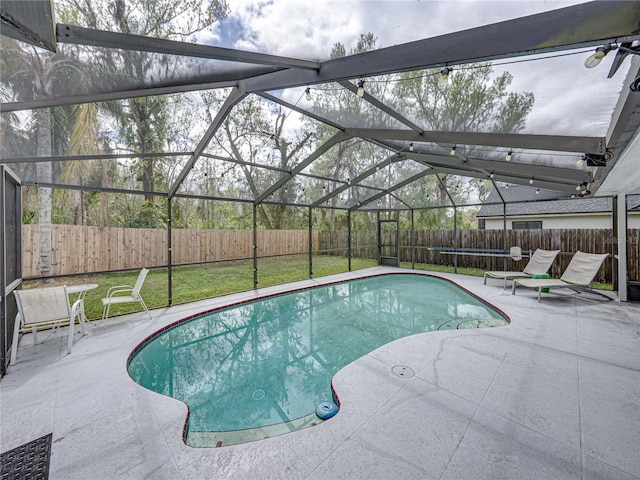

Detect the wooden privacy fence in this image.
[318,228,640,284]
[20,225,639,282]
[22,225,319,277]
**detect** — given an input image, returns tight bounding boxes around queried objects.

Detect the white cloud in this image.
[197,1,627,138]
[207,0,587,57]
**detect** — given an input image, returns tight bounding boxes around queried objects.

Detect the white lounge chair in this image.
[511,251,609,302]
[11,285,86,365]
[484,248,561,289]
[101,268,152,324]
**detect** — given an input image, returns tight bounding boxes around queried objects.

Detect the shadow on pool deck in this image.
[2,267,639,480]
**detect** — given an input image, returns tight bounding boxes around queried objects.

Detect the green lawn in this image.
[24,255,612,322]
[25,256,377,321]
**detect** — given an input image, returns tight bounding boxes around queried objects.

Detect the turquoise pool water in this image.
[128,273,508,446]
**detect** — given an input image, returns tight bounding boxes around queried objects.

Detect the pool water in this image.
[128,273,508,446]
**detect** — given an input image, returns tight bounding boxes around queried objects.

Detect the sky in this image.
[206,1,588,59]
[197,1,632,140]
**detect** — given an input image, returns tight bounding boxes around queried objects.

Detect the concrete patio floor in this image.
[1,267,639,480]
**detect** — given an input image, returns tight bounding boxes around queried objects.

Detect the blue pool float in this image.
[315,401,339,419]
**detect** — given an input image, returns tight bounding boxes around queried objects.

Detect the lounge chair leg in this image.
[538,289,542,303]
[512,282,517,295]
[67,321,74,354]
[139,299,152,321]
[101,304,111,327]
[10,314,20,366]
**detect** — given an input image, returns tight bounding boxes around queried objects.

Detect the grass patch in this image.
[22,256,613,321]
[24,256,377,321]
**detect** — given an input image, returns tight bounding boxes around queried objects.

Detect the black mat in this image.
[1,433,52,480]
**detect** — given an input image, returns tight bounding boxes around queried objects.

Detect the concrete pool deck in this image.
[2,267,639,479]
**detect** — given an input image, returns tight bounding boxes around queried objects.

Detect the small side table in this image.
[66,283,99,323]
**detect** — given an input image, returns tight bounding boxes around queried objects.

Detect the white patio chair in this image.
[511,251,609,302]
[11,285,86,365]
[101,268,152,324]
[484,248,561,289]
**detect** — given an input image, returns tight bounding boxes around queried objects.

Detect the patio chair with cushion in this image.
[11,285,86,365]
[511,251,609,302]
[101,268,152,324]
[484,248,561,289]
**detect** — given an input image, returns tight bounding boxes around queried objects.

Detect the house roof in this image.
[477,186,640,218]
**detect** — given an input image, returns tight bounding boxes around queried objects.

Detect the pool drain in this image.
[391,365,415,378]
[252,389,265,400]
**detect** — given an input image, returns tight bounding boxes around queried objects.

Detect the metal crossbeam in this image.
[406,152,591,184]
[169,86,247,198]
[57,24,320,70]
[310,154,404,208]
[346,128,606,155]
[244,1,640,93]
[337,81,424,133]
[254,131,353,204]
[349,168,434,211]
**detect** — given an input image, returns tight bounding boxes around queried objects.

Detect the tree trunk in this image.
[36,108,53,277]
[99,159,110,227]
[73,189,83,225]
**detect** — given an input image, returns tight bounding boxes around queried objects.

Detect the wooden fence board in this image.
[319,228,640,283]
[22,226,318,277]
[21,225,639,282]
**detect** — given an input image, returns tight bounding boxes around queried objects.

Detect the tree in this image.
[0,38,94,275]
[199,90,314,230]
[392,63,534,228]
[307,34,401,231]
[61,0,229,227]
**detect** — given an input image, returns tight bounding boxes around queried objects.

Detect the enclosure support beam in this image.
[308,207,313,279]
[412,154,592,188]
[350,129,605,155]
[58,24,320,70]
[167,198,173,306]
[616,195,628,302]
[349,168,433,211]
[435,173,458,273]
[243,1,640,94]
[168,86,247,199]
[348,211,352,272]
[255,131,352,204]
[503,203,508,271]
[311,154,403,208]
[253,205,258,289]
[338,82,424,134]
[453,206,458,274]
[491,182,508,271]
[376,212,381,265]
[411,209,415,269]
[612,196,619,293]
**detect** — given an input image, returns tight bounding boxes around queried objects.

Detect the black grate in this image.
[1,433,52,480]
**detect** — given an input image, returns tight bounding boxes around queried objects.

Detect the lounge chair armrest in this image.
[105,287,135,298]
[70,298,83,314]
[106,284,133,296]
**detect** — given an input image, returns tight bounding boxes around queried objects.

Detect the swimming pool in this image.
[128,273,508,447]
